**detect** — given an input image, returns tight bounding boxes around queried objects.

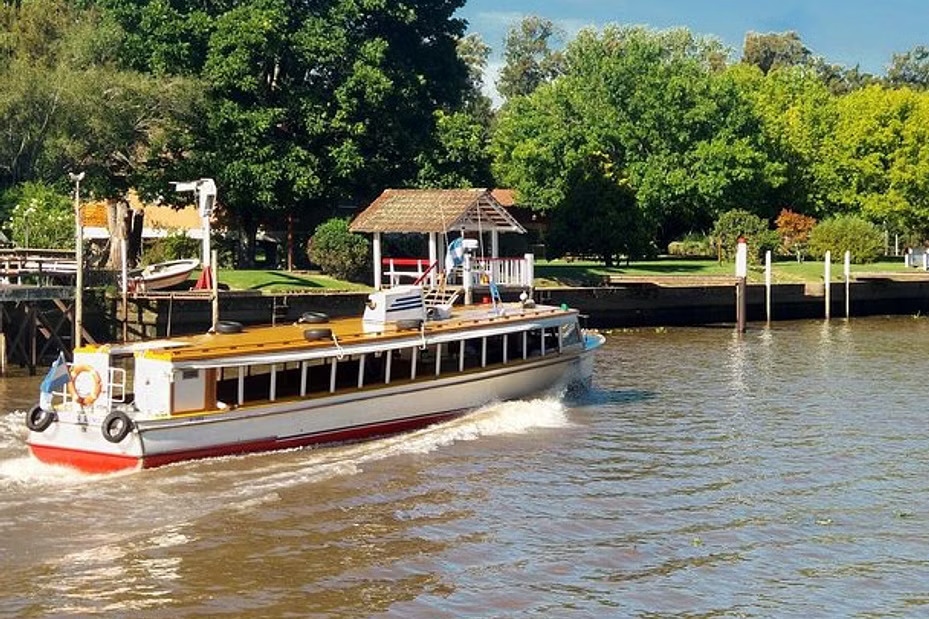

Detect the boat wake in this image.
[0,397,572,590]
[185,396,571,500]
[0,397,569,495]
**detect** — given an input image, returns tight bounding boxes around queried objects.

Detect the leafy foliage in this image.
[142,231,201,266]
[712,209,779,262]
[497,16,564,100]
[2,182,73,248]
[808,215,884,263]
[306,218,370,282]
[741,31,812,74]
[775,208,817,261]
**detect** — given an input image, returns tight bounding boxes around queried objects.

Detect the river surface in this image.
[2,317,929,617]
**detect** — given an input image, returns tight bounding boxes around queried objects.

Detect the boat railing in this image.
[51,365,127,409]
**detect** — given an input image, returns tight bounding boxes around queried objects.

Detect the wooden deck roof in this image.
[349,189,526,235]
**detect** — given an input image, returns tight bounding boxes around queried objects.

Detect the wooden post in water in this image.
[735,237,748,333]
[0,309,6,376]
[765,250,772,324]
[824,250,831,320]
[121,238,128,342]
[844,250,851,319]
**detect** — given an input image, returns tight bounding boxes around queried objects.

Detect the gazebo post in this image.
[428,232,438,287]
[491,230,499,258]
[373,232,382,290]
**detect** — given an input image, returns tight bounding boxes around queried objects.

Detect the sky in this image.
[457,0,929,98]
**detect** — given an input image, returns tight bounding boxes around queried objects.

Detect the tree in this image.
[492,26,779,259]
[742,31,812,75]
[712,209,778,263]
[775,208,816,261]
[100,0,472,266]
[0,0,203,266]
[886,46,929,91]
[831,85,929,237]
[1,181,72,249]
[307,217,369,282]
[808,214,884,263]
[733,64,840,218]
[497,15,564,101]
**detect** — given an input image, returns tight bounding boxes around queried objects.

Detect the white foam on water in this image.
[227,396,570,497]
[0,410,27,450]
[0,455,97,490]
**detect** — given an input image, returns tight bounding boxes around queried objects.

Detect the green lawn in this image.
[209,258,914,292]
[215,269,370,292]
[533,257,912,286]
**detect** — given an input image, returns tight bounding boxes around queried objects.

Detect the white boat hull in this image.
[28,340,601,472]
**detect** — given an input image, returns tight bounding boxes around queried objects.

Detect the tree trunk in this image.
[128,207,144,268]
[236,222,258,268]
[106,198,130,269]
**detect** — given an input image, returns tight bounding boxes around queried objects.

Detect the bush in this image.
[2,182,73,249]
[711,209,779,263]
[307,218,370,282]
[142,231,202,265]
[667,232,712,257]
[808,215,884,264]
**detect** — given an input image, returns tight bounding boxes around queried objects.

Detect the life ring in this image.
[304,327,332,341]
[69,365,102,407]
[26,405,56,432]
[298,311,329,324]
[215,320,244,334]
[101,411,133,443]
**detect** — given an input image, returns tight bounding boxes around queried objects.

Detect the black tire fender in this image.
[215,320,244,334]
[298,311,329,324]
[102,411,133,443]
[26,405,55,433]
[304,328,333,341]
[396,319,423,330]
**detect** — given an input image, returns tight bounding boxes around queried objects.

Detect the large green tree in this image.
[0,0,202,267]
[497,15,564,101]
[99,0,471,265]
[831,85,929,236]
[492,26,778,261]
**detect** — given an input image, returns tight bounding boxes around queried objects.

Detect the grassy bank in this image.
[211,257,913,292]
[533,258,910,287]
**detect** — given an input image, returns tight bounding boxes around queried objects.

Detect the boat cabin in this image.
[62,293,584,420]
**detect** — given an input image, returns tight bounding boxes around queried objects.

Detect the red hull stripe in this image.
[29,410,462,474]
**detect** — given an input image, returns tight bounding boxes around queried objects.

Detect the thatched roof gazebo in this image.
[350,189,526,290]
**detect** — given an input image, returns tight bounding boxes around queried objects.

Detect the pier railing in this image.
[381,254,535,290]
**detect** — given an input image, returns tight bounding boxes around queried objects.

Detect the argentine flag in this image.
[445,237,465,273]
[39,352,69,409]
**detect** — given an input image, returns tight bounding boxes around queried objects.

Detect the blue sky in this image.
[457,0,929,95]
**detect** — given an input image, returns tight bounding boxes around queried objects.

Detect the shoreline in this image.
[111,274,929,339]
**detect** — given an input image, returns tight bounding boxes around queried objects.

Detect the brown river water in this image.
[2,317,929,617]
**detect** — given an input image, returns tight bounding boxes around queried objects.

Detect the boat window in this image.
[461,338,483,370]
[485,334,507,366]
[561,320,581,347]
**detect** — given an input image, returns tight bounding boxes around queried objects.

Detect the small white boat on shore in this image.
[127,258,199,292]
[25,285,605,473]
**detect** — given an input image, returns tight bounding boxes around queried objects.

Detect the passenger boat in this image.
[25,285,605,473]
[127,258,199,292]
